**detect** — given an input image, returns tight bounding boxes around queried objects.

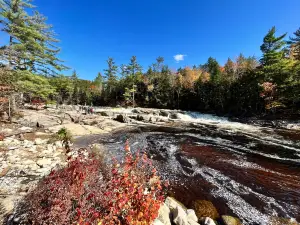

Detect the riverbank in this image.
[1,106,300,224]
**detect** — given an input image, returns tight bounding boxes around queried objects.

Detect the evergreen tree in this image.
[260,27,292,84]
[0,0,66,74]
[104,57,118,102]
[287,27,300,60]
[202,57,221,83]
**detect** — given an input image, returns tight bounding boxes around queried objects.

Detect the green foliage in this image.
[16,70,55,99]
[57,127,73,152]
[0,0,67,75]
[287,27,300,60]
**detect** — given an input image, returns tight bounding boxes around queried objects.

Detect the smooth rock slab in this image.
[36,158,52,167]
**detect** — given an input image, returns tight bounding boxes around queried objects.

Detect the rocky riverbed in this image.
[1,106,300,224]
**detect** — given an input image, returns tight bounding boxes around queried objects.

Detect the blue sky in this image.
[1,0,300,80]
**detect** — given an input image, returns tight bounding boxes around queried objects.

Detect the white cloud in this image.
[174,54,186,63]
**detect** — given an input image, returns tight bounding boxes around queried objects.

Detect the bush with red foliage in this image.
[25,142,167,225]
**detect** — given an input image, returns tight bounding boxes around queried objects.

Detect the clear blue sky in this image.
[2,0,300,80]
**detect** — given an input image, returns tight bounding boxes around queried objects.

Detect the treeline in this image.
[0,0,299,117]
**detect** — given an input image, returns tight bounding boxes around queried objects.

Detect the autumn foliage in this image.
[25,142,166,225]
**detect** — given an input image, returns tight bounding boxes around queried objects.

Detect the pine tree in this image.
[260,26,293,84]
[287,27,300,60]
[202,57,221,83]
[0,0,66,75]
[127,56,142,77]
[104,57,118,101]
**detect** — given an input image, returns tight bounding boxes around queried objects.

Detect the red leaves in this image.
[26,141,167,225]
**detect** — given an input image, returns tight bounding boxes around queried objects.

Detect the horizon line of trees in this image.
[0,0,299,117]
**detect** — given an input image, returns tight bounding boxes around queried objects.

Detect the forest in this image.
[1,0,300,118]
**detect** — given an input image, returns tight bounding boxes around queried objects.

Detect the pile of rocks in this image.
[155,197,242,225]
[0,134,66,223]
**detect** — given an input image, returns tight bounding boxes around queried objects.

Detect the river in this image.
[75,111,300,225]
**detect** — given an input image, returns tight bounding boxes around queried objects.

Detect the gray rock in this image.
[173,205,188,225]
[157,203,171,225]
[170,113,180,119]
[132,108,141,114]
[159,110,169,117]
[100,111,114,117]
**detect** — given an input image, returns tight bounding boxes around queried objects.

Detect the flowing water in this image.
[76,111,300,225]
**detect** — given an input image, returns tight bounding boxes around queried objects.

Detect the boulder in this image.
[132,108,141,114]
[100,111,114,117]
[157,203,171,225]
[136,114,151,122]
[173,205,188,225]
[170,113,180,119]
[159,110,169,117]
[165,197,187,211]
[187,209,198,222]
[114,114,129,123]
[192,200,219,220]
[221,215,242,225]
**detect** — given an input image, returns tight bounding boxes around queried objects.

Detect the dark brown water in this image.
[75,114,300,225]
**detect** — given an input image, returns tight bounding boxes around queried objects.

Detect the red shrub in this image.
[25,142,167,225]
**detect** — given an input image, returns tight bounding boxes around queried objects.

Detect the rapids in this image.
[75,111,300,225]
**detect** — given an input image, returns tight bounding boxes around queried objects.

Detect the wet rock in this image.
[173,205,188,225]
[221,215,242,225]
[192,200,219,220]
[159,110,169,117]
[187,209,198,222]
[100,111,114,117]
[269,217,299,225]
[132,108,141,114]
[170,113,180,119]
[114,114,129,123]
[157,203,171,225]
[136,114,151,122]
